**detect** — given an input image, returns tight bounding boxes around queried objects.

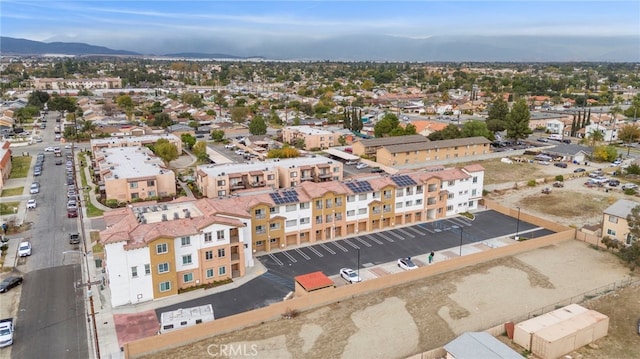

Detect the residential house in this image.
[602,199,638,245]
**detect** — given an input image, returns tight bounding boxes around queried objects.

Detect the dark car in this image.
[370,167,385,173]
[573,168,586,173]
[69,233,80,244]
[608,179,620,187]
[55,159,63,165]
[0,276,23,293]
[554,162,567,168]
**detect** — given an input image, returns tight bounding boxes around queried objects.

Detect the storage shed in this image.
[444,332,522,359]
[294,271,334,297]
[513,303,588,351]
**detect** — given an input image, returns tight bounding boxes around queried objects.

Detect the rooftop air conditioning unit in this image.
[162,205,168,210]
[185,211,191,218]
[173,212,179,219]
[161,214,168,221]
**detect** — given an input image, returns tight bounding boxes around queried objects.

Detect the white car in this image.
[29,182,40,194]
[44,146,55,152]
[26,199,37,209]
[18,241,32,257]
[340,268,362,283]
[345,160,358,166]
[235,149,246,155]
[356,163,369,169]
[621,183,638,190]
[610,160,622,166]
[225,143,236,149]
[397,257,418,271]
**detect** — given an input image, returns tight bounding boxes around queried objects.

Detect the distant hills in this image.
[1,35,638,62]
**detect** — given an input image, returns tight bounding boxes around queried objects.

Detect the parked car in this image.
[621,183,638,191]
[33,168,42,176]
[55,159,63,165]
[345,160,359,166]
[224,143,236,149]
[339,268,362,283]
[69,233,80,244]
[0,276,23,293]
[552,181,564,188]
[235,149,246,155]
[370,167,385,173]
[356,163,369,169]
[44,146,55,152]
[608,179,620,187]
[26,199,37,209]
[611,160,622,167]
[67,207,78,218]
[588,171,604,178]
[397,257,418,270]
[67,200,77,209]
[536,138,549,143]
[18,241,32,257]
[554,162,567,168]
[573,168,586,173]
[29,182,40,194]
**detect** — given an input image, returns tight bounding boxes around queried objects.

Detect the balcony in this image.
[231,182,245,190]
[231,253,240,261]
[372,209,381,215]
[230,235,239,243]
[251,181,266,187]
[318,172,331,179]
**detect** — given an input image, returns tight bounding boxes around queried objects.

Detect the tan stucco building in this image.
[602,199,638,245]
[376,137,492,166]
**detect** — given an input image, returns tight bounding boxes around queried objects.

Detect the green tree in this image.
[181,133,196,150]
[293,138,306,149]
[592,145,617,162]
[404,123,417,135]
[587,129,604,148]
[461,120,493,140]
[153,139,179,166]
[210,129,225,142]
[505,99,533,140]
[152,113,173,128]
[428,124,461,140]
[487,97,509,123]
[27,90,50,109]
[623,94,640,119]
[267,146,300,158]
[192,141,209,163]
[181,92,203,108]
[269,110,282,125]
[230,107,249,123]
[374,113,400,137]
[48,95,77,112]
[14,106,40,125]
[485,119,506,133]
[618,124,640,156]
[337,135,347,146]
[148,101,165,115]
[249,116,267,135]
[116,94,135,120]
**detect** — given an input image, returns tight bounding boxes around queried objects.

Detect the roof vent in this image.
[173,212,180,219]
[161,214,168,221]
[141,219,147,224]
[142,207,148,213]
[185,210,191,218]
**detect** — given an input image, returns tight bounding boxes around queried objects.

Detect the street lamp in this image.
[357,248,360,279]
[459,226,463,257]
[515,207,521,240]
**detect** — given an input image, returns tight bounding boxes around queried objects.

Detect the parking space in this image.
[257,210,553,283]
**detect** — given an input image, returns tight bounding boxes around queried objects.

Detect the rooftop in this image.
[355,134,429,148]
[603,199,639,218]
[98,147,168,180]
[132,201,203,224]
[197,156,340,177]
[382,136,491,154]
[91,133,179,146]
[284,125,333,135]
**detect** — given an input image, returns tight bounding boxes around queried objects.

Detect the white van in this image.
[548,134,563,141]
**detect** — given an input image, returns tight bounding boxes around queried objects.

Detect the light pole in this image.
[357,248,360,279]
[459,226,463,257]
[515,207,521,240]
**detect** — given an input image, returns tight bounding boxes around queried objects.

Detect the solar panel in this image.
[391,175,417,187]
[345,180,372,194]
[270,190,299,205]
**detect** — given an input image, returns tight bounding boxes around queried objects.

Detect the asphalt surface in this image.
[11,111,89,359]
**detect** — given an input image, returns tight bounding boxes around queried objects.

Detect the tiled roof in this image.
[295,271,333,291]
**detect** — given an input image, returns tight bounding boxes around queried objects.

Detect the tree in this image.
[210,129,225,142]
[587,129,604,148]
[181,133,196,150]
[618,124,640,156]
[461,120,493,140]
[374,113,400,137]
[153,139,179,166]
[249,116,267,135]
[404,123,417,135]
[293,138,306,149]
[27,90,50,109]
[230,107,249,123]
[152,113,173,128]
[428,124,461,140]
[48,95,77,112]
[337,135,347,146]
[267,146,300,158]
[623,94,640,119]
[181,92,203,108]
[485,119,506,133]
[192,141,209,163]
[504,99,533,140]
[14,106,40,125]
[116,94,135,120]
[592,145,617,162]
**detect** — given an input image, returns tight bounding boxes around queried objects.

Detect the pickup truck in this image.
[0,318,14,347]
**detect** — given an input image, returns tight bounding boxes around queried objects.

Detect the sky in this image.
[2,1,639,58]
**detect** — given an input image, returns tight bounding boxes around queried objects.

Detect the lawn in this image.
[1,187,23,197]
[455,158,547,185]
[9,156,32,179]
[0,202,20,215]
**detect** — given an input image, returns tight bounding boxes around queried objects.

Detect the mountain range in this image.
[1,35,638,62]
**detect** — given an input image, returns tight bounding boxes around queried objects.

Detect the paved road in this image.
[11,111,89,359]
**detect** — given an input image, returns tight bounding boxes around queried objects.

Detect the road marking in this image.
[332,241,349,252]
[282,251,297,263]
[343,238,360,249]
[407,226,425,236]
[388,231,405,240]
[365,234,384,245]
[356,237,372,247]
[320,243,336,255]
[417,224,435,233]
[449,217,472,227]
[268,254,283,266]
[308,246,324,257]
[378,233,395,242]
[295,248,311,260]
[397,228,415,238]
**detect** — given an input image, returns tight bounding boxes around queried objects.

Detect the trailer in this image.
[159,304,214,334]
[0,318,14,347]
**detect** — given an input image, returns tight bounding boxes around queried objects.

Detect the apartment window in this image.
[181,236,191,246]
[359,194,367,201]
[335,212,343,221]
[290,172,298,178]
[205,250,213,260]
[472,176,478,183]
[325,214,333,222]
[217,230,225,240]
[286,204,297,212]
[206,268,214,278]
[416,185,423,194]
[182,255,193,265]
[316,200,323,209]
[333,167,339,173]
[448,193,455,199]
[347,210,355,217]
[255,209,265,219]
[446,205,453,211]
[255,240,264,246]
[149,190,156,197]
[290,181,298,187]
[448,180,455,186]
[270,207,279,214]
[335,198,342,206]
[270,222,280,230]
[300,217,310,224]
[316,216,323,224]
[131,193,139,199]
[159,281,171,292]
[358,208,367,215]
[183,273,193,283]
[396,189,404,197]
[416,199,423,205]
[147,180,155,187]
[608,216,618,224]
[383,205,391,213]
[144,264,150,275]
[217,179,226,186]
[471,189,477,196]
[131,266,138,278]
[396,202,403,208]
[347,195,355,203]
[607,229,616,236]
[130,182,138,189]
[204,232,212,242]
[156,243,168,254]
[405,200,413,207]
[468,200,474,207]
[267,174,275,180]
[325,199,332,208]
[158,262,169,274]
[286,219,297,227]
[300,202,310,209]
[217,248,226,258]
[406,188,413,195]
[373,192,380,199]
[217,190,226,197]
[255,225,265,234]
[384,191,391,199]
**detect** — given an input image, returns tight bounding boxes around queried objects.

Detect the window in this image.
[405,200,413,207]
[159,281,171,292]
[300,217,310,224]
[270,207,279,214]
[204,232,212,242]
[373,192,380,199]
[333,167,339,173]
[335,198,342,206]
[358,208,367,215]
[217,190,226,197]
[608,216,618,224]
[446,205,453,211]
[183,273,193,283]
[217,230,225,240]
[448,180,455,186]
[158,263,169,274]
[347,210,355,217]
[286,219,297,227]
[347,195,355,203]
[471,189,477,196]
[290,172,298,178]
[316,216,323,224]
[130,182,138,189]
[270,222,280,230]
[406,188,413,195]
[325,199,332,208]
[325,214,333,222]
[607,229,616,236]
[335,212,343,221]
[468,200,474,207]
[396,202,403,208]
[144,264,150,275]
[181,236,191,246]
[206,268,214,278]
[147,180,155,186]
[316,200,323,209]
[255,209,265,219]
[286,204,297,212]
[384,191,391,199]
[472,176,478,183]
[416,185,423,194]
[217,180,226,186]
[182,255,192,265]
[255,240,264,246]
[217,248,226,258]
[131,266,138,278]
[267,174,275,180]
[448,193,455,199]
[149,190,156,197]
[416,199,423,205]
[156,243,168,254]
[255,225,265,234]
[396,189,403,197]
[131,193,139,199]
[359,194,367,201]
[300,202,310,209]
[383,205,391,213]
[206,250,213,260]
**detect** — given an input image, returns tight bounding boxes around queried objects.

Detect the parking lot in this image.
[257,210,553,284]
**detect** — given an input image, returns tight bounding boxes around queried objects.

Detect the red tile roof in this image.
[295,271,334,291]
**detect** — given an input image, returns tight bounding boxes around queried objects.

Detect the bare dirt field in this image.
[141,240,634,359]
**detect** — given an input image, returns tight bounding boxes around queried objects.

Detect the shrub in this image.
[527,179,536,187]
[105,199,118,207]
[555,175,564,182]
[623,189,637,196]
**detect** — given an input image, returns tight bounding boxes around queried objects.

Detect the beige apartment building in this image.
[32,77,122,90]
[195,157,344,198]
[601,199,638,246]
[351,135,429,158]
[95,146,176,202]
[376,137,492,166]
[281,126,338,150]
[90,134,183,154]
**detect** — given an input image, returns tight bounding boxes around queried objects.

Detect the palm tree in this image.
[587,128,605,148]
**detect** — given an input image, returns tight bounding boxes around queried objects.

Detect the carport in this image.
[323,148,360,161]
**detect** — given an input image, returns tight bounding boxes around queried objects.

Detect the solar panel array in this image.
[391,175,417,187]
[345,180,373,193]
[270,190,299,205]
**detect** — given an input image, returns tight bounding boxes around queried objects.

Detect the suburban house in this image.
[602,199,638,245]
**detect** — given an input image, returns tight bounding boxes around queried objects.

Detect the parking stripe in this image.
[320,243,336,255]
[308,246,324,257]
[378,233,395,243]
[449,217,471,227]
[356,237,372,247]
[332,241,349,252]
[268,254,283,266]
[365,234,384,245]
[388,231,405,240]
[417,224,435,233]
[407,226,425,236]
[343,238,360,249]
[397,228,415,238]
[282,251,297,263]
[295,248,311,260]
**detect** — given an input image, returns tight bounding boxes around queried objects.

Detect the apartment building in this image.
[281,126,338,150]
[351,135,429,158]
[602,199,638,246]
[195,157,344,198]
[32,77,122,90]
[376,137,492,166]
[100,200,253,307]
[0,141,12,192]
[90,133,183,154]
[95,146,176,202]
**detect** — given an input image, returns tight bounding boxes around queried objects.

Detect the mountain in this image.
[162,52,263,60]
[1,37,139,56]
